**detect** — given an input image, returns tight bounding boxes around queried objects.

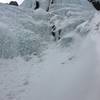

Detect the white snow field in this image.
[0,0,100,100]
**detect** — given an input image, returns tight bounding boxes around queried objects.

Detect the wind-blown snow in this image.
[0,1,100,100]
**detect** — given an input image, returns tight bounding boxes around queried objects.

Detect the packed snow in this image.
[0,0,100,100]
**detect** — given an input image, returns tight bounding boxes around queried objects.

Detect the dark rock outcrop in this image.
[34,0,40,10]
[9,1,18,6]
[88,0,100,10]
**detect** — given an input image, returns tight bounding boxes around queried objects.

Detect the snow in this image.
[0,4,50,58]
[0,0,100,100]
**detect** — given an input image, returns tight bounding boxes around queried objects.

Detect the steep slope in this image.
[0,1,100,100]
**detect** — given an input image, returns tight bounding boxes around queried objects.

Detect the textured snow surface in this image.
[0,4,50,58]
[0,1,100,100]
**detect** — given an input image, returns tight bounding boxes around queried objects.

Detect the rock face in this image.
[88,0,100,10]
[9,1,19,6]
[34,0,40,10]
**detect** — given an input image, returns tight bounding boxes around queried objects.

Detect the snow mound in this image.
[0,4,49,58]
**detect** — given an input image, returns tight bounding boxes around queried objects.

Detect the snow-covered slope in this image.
[0,1,100,100]
[0,4,51,58]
